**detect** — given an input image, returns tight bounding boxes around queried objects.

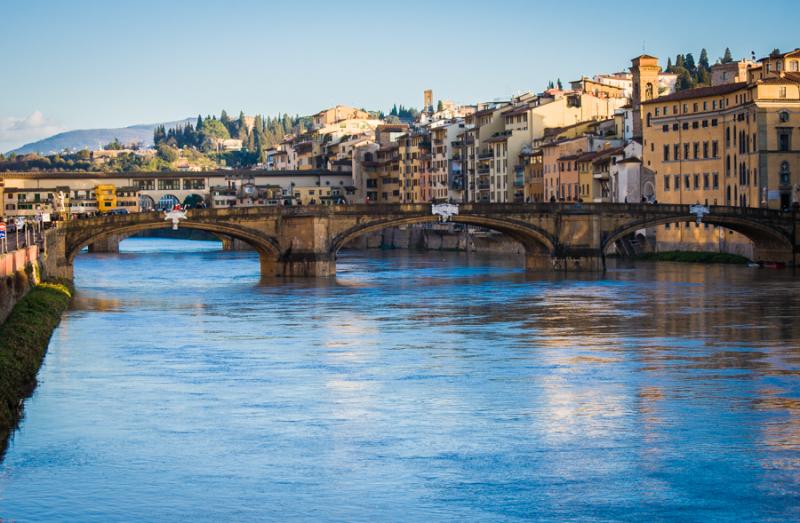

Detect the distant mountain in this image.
[8,118,195,155]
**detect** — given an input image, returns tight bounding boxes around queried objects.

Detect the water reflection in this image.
[0,239,799,521]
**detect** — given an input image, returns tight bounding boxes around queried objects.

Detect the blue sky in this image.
[0,0,796,151]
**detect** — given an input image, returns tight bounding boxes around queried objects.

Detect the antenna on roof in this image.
[642,41,646,53]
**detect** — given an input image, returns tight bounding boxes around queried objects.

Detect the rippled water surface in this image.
[1,238,800,521]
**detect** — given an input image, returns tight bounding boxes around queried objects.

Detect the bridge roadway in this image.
[46,202,799,278]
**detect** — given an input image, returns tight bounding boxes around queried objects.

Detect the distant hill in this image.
[8,118,194,155]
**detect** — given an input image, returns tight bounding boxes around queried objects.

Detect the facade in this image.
[311,105,371,130]
[642,52,800,254]
[0,171,356,217]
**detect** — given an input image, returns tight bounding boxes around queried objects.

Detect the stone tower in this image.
[630,55,661,138]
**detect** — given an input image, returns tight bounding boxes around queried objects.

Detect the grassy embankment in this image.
[0,281,72,458]
[634,251,750,264]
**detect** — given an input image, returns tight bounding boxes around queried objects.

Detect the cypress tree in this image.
[721,47,733,64]
[699,49,710,71]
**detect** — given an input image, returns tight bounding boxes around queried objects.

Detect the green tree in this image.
[721,47,733,63]
[556,78,563,90]
[674,67,694,91]
[666,57,673,72]
[436,100,444,112]
[684,53,696,74]
[157,143,179,162]
[104,138,124,150]
[699,48,710,71]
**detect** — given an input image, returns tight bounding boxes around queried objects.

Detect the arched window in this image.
[779,111,790,123]
[780,161,791,185]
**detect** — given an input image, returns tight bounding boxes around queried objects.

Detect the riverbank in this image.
[634,251,750,264]
[0,282,72,458]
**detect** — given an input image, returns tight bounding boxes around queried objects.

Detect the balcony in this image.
[477,166,490,175]
[478,182,491,190]
[478,149,493,160]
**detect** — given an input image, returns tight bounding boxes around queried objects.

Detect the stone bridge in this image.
[46,203,799,279]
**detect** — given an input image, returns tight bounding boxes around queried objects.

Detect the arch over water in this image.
[329,214,558,258]
[602,211,794,260]
[68,220,281,273]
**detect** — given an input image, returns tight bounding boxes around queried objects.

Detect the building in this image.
[711,60,756,86]
[642,51,800,255]
[311,105,371,130]
[431,120,466,202]
[95,184,117,213]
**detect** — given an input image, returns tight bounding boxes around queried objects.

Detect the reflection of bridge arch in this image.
[329,214,558,260]
[603,210,794,261]
[67,220,281,275]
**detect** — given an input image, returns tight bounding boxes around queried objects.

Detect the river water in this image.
[1,238,799,521]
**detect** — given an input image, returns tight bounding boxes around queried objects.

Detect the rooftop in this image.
[643,82,748,104]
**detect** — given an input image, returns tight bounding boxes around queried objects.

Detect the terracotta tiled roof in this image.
[643,82,747,104]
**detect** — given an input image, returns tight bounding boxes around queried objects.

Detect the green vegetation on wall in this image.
[0,282,72,458]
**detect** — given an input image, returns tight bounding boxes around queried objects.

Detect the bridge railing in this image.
[61,201,796,228]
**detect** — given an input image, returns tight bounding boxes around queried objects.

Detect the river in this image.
[1,238,799,521]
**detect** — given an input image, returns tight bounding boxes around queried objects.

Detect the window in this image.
[662,124,669,132]
[672,123,679,131]
[684,143,690,159]
[692,121,699,129]
[779,111,790,123]
[674,175,680,190]
[682,122,689,130]
[712,141,718,158]
[779,87,787,98]
[778,130,791,152]
[674,144,680,160]
[791,61,799,72]
[693,142,699,159]
[713,173,719,189]
[703,142,709,158]
[663,145,669,161]
[703,173,709,189]
[694,174,700,189]
[702,120,708,128]
[685,175,691,189]
[781,161,791,185]
[664,176,670,191]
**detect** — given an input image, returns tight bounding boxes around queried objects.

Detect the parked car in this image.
[110,208,129,215]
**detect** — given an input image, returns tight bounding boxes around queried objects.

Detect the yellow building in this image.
[642,51,800,255]
[95,184,117,213]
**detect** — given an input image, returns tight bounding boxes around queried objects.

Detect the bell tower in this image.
[630,55,661,138]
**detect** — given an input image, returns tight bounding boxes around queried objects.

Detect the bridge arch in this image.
[603,211,794,263]
[329,213,559,269]
[67,219,281,275]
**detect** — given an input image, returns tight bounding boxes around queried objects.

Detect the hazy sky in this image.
[1,0,796,151]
